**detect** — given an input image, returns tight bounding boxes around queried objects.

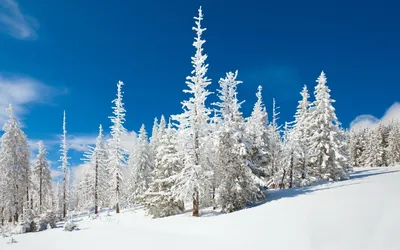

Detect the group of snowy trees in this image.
[349,120,400,168]
[0,105,53,226]
[2,6,399,227]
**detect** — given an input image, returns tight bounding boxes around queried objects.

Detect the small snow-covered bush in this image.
[63,220,77,231]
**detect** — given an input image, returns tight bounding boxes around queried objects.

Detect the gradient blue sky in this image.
[0,0,399,178]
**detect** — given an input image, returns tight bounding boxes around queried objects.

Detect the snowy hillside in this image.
[2,167,399,250]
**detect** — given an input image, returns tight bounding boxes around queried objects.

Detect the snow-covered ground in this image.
[2,167,399,250]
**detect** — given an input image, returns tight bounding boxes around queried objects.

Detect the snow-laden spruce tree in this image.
[309,71,348,180]
[150,115,167,169]
[349,128,367,168]
[58,111,70,218]
[267,99,283,180]
[214,71,260,212]
[171,6,212,216]
[0,104,31,223]
[388,121,400,165]
[127,124,153,204]
[81,125,109,214]
[108,80,128,213]
[245,86,269,182]
[291,85,313,184]
[33,141,52,214]
[145,120,184,218]
[362,127,385,167]
[273,122,298,189]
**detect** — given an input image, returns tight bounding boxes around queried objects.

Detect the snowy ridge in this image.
[2,167,399,250]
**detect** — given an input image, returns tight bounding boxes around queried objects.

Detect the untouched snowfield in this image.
[1,167,399,250]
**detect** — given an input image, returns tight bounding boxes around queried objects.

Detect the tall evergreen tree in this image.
[127,124,153,203]
[245,86,269,181]
[214,71,259,212]
[108,80,128,213]
[81,125,109,214]
[172,6,212,217]
[33,141,52,214]
[59,111,70,218]
[145,121,184,218]
[0,104,31,223]
[292,85,313,183]
[309,71,348,180]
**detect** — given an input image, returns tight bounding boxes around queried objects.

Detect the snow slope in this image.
[2,167,399,250]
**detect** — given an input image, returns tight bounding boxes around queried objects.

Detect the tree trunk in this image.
[95,159,99,214]
[192,188,199,217]
[39,167,43,213]
[116,203,120,214]
[289,153,294,188]
[280,169,286,189]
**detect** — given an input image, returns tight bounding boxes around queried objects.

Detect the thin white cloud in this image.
[0,74,66,127]
[350,102,400,130]
[50,169,63,179]
[0,0,38,39]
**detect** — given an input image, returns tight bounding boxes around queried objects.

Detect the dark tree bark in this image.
[192,188,199,217]
[94,159,99,214]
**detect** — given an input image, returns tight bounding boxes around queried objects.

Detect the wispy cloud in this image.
[350,102,400,130]
[0,0,38,39]
[0,74,66,127]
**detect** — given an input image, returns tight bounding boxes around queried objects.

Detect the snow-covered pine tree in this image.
[127,124,153,204]
[273,122,298,189]
[268,99,283,181]
[145,120,184,218]
[0,104,31,223]
[81,125,109,214]
[377,123,390,167]
[33,141,52,214]
[108,80,128,213]
[349,128,367,168]
[292,85,313,184]
[245,86,269,182]
[58,111,70,218]
[388,121,400,165]
[309,71,348,180]
[171,6,212,217]
[214,71,260,212]
[363,127,385,167]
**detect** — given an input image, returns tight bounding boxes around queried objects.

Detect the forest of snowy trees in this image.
[0,7,399,232]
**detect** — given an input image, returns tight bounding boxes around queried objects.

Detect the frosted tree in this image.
[268,98,283,180]
[58,111,70,218]
[363,127,384,167]
[309,71,348,180]
[171,6,212,216]
[127,124,153,203]
[108,80,128,213]
[151,115,167,168]
[273,122,298,189]
[0,104,31,223]
[214,71,260,212]
[245,86,269,182]
[291,85,313,183]
[33,141,52,214]
[145,121,184,218]
[349,128,368,168]
[81,125,109,214]
[377,123,390,167]
[388,121,400,165]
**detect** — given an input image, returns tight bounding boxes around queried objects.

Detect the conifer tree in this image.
[172,6,212,216]
[59,111,70,218]
[81,125,109,214]
[145,121,184,218]
[33,141,52,214]
[127,124,153,203]
[0,104,31,222]
[309,71,348,180]
[108,80,128,213]
[245,86,269,181]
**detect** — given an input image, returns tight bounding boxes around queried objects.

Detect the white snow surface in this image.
[2,167,399,250]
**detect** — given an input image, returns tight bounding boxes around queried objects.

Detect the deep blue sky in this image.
[0,0,399,173]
